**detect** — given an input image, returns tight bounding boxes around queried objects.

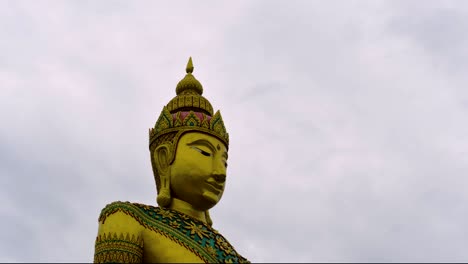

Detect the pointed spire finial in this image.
[176,57,203,96]
[186,57,194,74]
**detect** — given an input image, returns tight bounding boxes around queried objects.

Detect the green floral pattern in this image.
[99,201,250,263]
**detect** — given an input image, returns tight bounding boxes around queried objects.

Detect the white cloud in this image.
[1,0,468,262]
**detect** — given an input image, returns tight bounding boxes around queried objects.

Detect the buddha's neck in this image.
[169,198,208,224]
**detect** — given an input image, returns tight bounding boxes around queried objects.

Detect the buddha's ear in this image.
[154,144,171,176]
[154,143,172,207]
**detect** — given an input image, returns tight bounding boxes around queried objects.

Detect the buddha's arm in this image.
[94,210,144,263]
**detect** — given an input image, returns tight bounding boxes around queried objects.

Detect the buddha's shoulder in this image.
[98,201,159,223]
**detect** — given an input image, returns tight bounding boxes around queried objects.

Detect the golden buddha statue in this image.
[93,58,250,263]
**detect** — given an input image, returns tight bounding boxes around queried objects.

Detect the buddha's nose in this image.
[213,172,226,183]
[213,158,226,183]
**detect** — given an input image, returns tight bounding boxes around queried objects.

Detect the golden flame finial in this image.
[186,57,194,74]
[176,57,203,95]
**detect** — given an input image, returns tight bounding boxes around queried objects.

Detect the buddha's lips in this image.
[206,181,223,193]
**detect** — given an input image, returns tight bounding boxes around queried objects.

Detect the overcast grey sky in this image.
[1,0,468,262]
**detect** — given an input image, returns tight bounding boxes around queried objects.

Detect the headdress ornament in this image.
[149,57,229,152]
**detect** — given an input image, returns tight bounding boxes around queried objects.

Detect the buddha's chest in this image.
[142,231,205,263]
[114,204,248,263]
[139,220,247,263]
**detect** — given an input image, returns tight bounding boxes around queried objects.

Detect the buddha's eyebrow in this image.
[187,139,216,153]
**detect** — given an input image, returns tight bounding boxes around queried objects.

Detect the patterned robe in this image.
[94,201,250,263]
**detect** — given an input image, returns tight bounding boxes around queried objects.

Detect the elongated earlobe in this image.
[157,167,171,207]
[154,144,172,207]
[205,211,213,226]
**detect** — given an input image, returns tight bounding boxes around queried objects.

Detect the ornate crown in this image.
[149,57,229,150]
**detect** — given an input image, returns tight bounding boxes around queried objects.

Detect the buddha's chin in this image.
[200,191,220,209]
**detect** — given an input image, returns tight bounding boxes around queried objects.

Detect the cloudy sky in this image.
[1,0,468,262]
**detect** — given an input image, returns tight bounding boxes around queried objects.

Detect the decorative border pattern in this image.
[98,201,250,263]
[149,107,229,150]
[167,93,214,116]
[94,232,144,263]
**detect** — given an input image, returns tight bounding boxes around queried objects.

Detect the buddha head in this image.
[149,58,229,214]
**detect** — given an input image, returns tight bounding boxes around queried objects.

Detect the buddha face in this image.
[170,132,228,211]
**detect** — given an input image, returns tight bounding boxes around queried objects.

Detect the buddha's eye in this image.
[191,146,211,157]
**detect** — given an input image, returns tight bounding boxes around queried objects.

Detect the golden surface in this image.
[169,132,227,214]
